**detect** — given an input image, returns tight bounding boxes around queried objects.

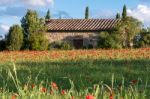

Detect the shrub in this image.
[6,25,23,51]
[49,41,73,50]
[50,41,62,49]
[97,31,109,48]
[61,42,73,50]
[29,33,49,50]
[98,31,122,49]
[135,32,150,48]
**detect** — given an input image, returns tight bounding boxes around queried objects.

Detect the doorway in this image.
[73,38,83,49]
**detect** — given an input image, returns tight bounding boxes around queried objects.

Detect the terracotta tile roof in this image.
[46,19,120,31]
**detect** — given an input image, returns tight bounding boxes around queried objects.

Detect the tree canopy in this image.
[6,25,23,51]
[21,9,48,50]
[116,17,142,48]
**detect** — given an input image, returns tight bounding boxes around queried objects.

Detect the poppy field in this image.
[0,48,150,99]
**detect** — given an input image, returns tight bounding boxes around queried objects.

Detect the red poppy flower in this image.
[51,82,58,89]
[41,87,47,93]
[71,96,74,99]
[61,90,66,95]
[86,95,94,99]
[31,84,35,89]
[131,80,138,84]
[110,94,113,99]
[12,95,16,99]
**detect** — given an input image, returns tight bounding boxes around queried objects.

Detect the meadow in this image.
[0,48,150,99]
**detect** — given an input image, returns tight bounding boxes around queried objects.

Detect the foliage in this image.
[60,42,74,50]
[85,6,89,19]
[29,32,49,50]
[6,25,23,51]
[122,5,127,19]
[21,9,48,50]
[0,49,149,98]
[98,31,122,49]
[135,31,150,48]
[116,17,142,48]
[0,63,149,99]
[49,41,73,50]
[116,13,121,19]
[45,9,51,20]
[98,14,142,49]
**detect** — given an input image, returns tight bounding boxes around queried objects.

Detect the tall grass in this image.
[0,49,149,99]
[0,63,149,99]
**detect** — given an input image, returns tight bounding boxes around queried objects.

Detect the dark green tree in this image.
[6,25,23,51]
[85,6,89,19]
[45,9,51,20]
[116,13,121,19]
[21,9,48,50]
[122,5,127,19]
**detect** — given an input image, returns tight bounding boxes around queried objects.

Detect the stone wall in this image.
[46,32,99,48]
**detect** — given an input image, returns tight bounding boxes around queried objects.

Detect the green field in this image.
[0,59,150,89]
[0,49,150,98]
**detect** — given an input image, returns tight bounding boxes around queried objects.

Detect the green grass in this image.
[0,59,149,92]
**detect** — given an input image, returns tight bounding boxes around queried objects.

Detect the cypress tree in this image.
[45,9,51,20]
[116,13,121,19]
[122,5,127,19]
[85,6,89,19]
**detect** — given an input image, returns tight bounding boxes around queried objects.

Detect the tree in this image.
[21,9,48,50]
[45,9,51,20]
[122,5,127,19]
[85,6,89,19]
[116,13,121,19]
[6,25,23,51]
[135,29,150,47]
[116,17,142,48]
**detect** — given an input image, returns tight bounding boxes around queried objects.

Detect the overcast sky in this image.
[1,0,150,36]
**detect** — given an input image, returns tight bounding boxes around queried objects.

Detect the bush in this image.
[6,25,23,51]
[97,31,109,48]
[49,41,73,50]
[135,32,150,48]
[61,42,73,50]
[98,31,122,49]
[49,41,62,49]
[29,33,49,50]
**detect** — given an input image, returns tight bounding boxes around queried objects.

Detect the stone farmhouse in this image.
[46,19,120,48]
